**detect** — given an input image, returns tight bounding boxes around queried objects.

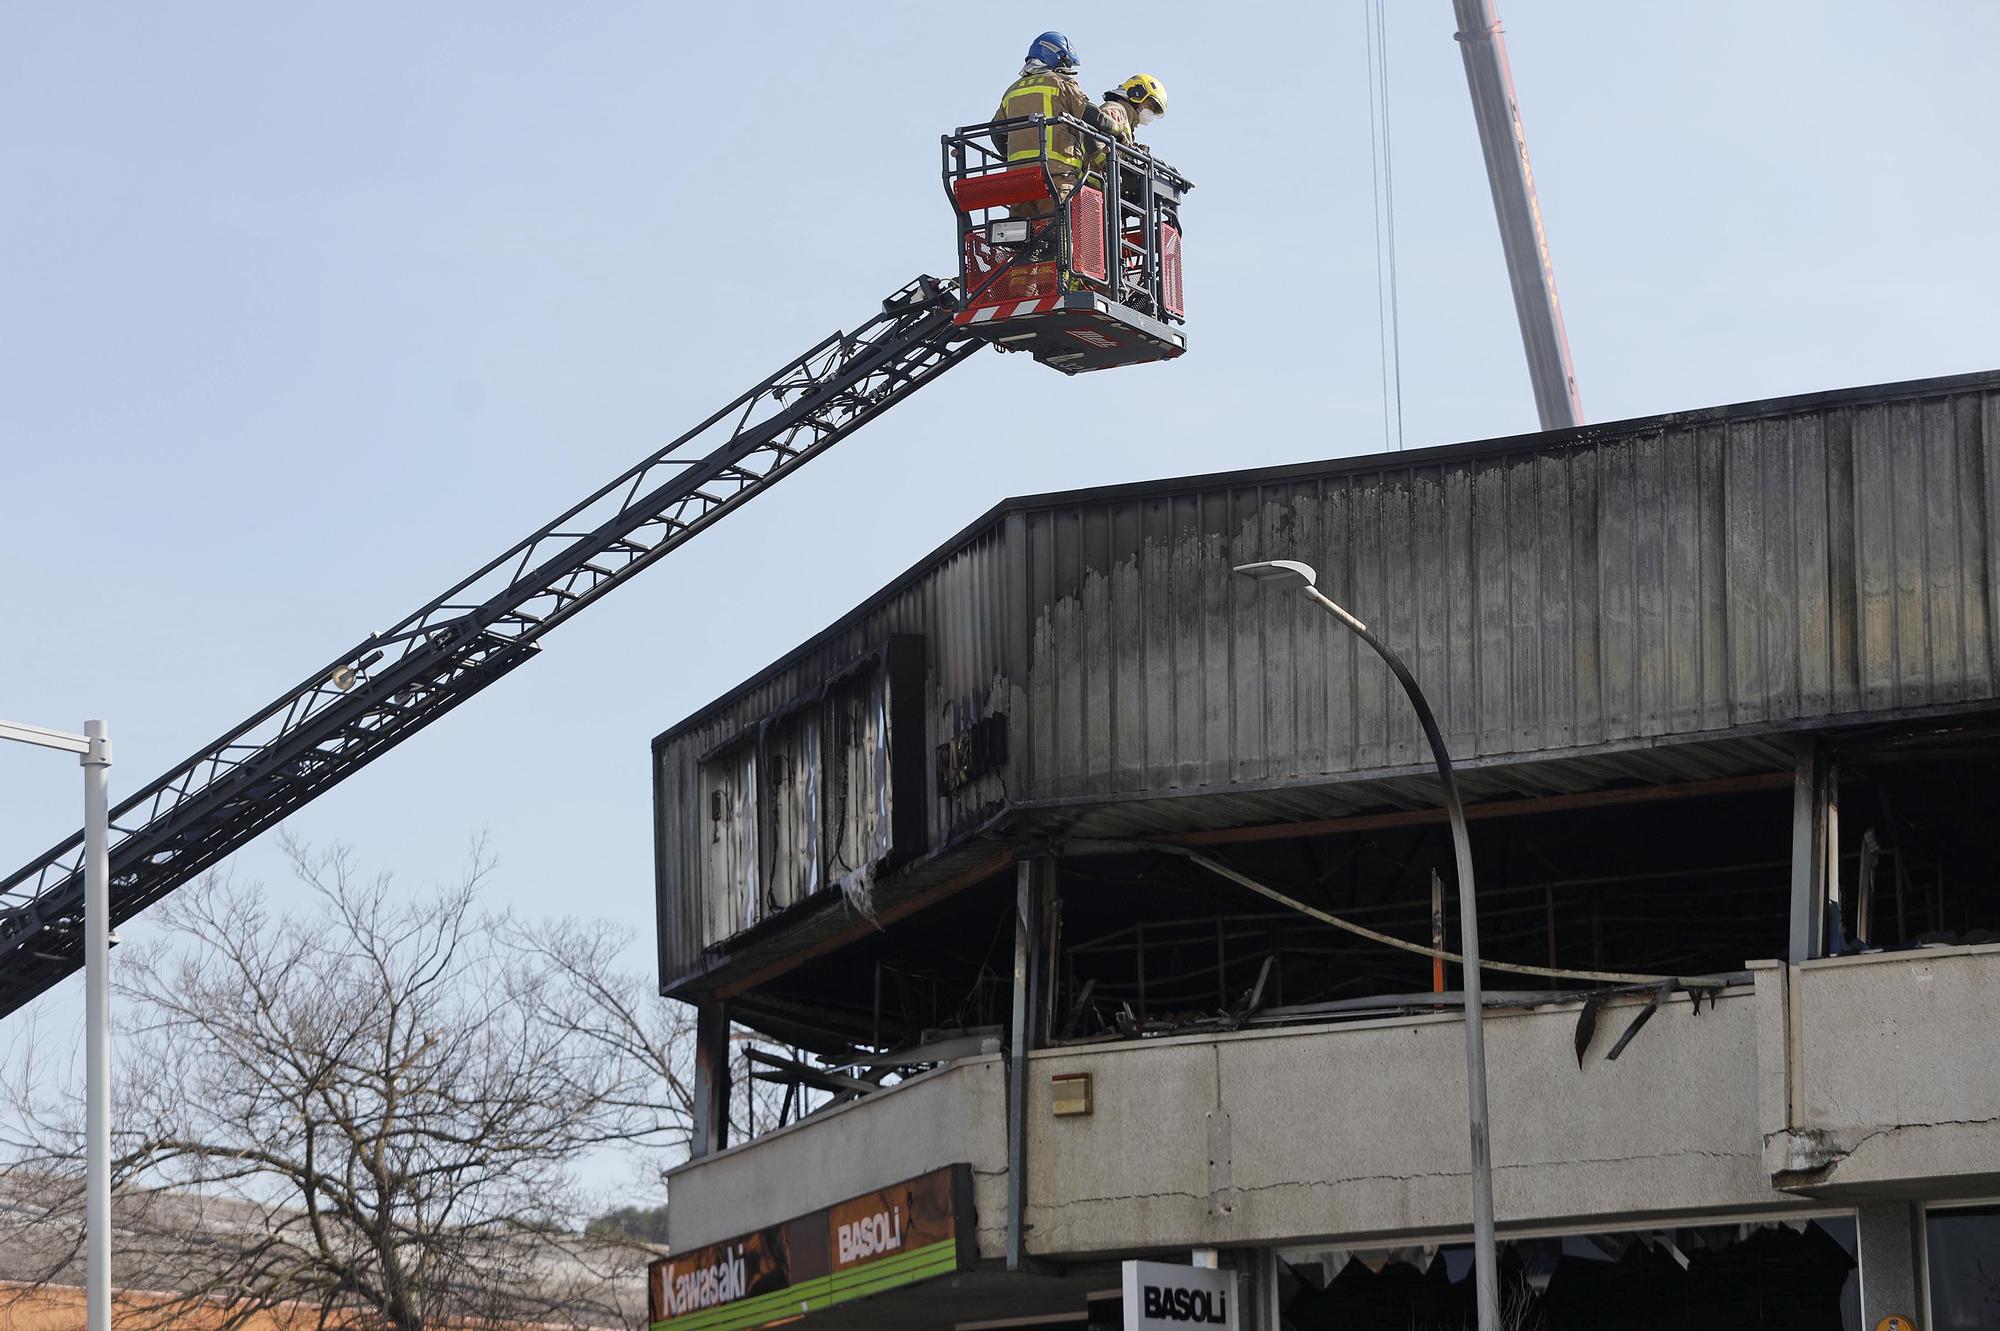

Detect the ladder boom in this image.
[0,275,978,1018]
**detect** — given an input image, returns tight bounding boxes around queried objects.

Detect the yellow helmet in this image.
[1117,73,1168,121]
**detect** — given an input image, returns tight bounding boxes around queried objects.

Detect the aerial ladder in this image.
[0,116,1192,1018]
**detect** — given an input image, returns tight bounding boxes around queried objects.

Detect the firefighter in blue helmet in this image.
[992,31,1118,216]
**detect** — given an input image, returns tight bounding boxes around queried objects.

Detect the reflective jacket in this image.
[1090,98,1139,175]
[1098,98,1137,149]
[992,68,1099,179]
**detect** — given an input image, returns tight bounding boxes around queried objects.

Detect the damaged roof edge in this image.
[651,365,2000,752]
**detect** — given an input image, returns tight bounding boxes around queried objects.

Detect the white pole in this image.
[82,719,112,1331]
[1450,0,1584,431]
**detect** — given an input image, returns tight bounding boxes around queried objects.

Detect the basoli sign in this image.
[648,1165,974,1331]
[1122,1261,1238,1331]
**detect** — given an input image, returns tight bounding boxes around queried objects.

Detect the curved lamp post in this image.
[1232,560,1498,1331]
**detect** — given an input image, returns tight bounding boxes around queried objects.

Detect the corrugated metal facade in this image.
[654,527,1020,983]
[655,371,2000,988]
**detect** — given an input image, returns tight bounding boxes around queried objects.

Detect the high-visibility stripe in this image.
[1002,80,1085,169]
[956,296,1061,327]
[1008,149,1085,168]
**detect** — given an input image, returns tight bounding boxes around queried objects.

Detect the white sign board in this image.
[1122,1261,1237,1331]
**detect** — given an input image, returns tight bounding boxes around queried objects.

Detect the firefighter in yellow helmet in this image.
[992,32,1119,217]
[1092,74,1175,297]
[1099,73,1169,151]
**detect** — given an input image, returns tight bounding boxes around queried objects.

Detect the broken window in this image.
[1833,739,2000,951]
[1279,1214,1860,1331]
[1046,787,1796,1042]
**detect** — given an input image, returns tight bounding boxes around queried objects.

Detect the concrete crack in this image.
[1771,1115,2000,1185]
[1037,1146,1756,1208]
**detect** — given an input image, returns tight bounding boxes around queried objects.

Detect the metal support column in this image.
[1788,739,1831,962]
[1450,0,1585,430]
[691,998,731,1159]
[1233,1248,1281,1331]
[1006,856,1046,1272]
[1824,758,1842,945]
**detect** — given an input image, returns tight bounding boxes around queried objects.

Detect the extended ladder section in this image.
[0,275,981,1018]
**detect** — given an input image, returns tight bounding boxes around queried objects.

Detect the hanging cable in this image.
[1069,837,1746,989]
[1362,0,1407,450]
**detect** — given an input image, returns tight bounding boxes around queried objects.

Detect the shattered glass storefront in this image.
[1279,1215,1860,1331]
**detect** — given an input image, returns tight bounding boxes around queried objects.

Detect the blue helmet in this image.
[1026,31,1079,70]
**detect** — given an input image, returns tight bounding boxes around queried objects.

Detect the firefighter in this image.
[1092,73,1175,300]
[1098,73,1169,152]
[992,31,1118,216]
[1090,73,1169,198]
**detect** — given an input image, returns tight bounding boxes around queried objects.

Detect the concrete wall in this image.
[661,949,2000,1262]
[1757,944,2000,1197]
[1023,988,1776,1256]
[663,1056,1009,1256]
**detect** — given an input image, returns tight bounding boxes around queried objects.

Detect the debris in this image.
[1573,993,1607,1067]
[1604,980,1675,1062]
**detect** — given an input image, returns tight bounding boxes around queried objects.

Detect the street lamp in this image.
[1231,560,1500,1331]
[0,717,112,1331]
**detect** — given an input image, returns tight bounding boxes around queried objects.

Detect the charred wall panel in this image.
[762,708,821,915]
[654,528,1020,984]
[1016,383,2000,801]
[701,743,759,939]
[819,655,896,894]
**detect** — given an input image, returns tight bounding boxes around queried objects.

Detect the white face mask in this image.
[1137,107,1160,126]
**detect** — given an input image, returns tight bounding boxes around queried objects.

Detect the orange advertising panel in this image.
[826,1167,960,1273]
[648,1220,827,1328]
[648,1165,973,1331]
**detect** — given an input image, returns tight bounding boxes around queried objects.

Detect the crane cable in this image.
[1363,0,1407,451]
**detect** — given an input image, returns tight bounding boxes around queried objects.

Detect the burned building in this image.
[649,369,2000,1331]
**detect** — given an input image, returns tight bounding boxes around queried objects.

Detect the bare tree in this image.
[0,836,685,1331]
[500,913,699,1162]
[498,916,798,1166]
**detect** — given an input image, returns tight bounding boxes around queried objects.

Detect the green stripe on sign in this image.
[649,1237,967,1331]
[667,1286,812,1331]
[826,1238,962,1305]
[824,1231,956,1287]
[828,1253,960,1306]
[828,1237,956,1287]
[652,1277,832,1331]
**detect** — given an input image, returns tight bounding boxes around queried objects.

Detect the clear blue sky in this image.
[4,1,1997,1052]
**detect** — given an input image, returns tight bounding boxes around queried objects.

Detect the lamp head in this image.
[1232,559,1318,590]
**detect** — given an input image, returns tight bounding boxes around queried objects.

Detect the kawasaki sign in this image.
[647,1165,975,1331]
[1121,1261,1238,1331]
